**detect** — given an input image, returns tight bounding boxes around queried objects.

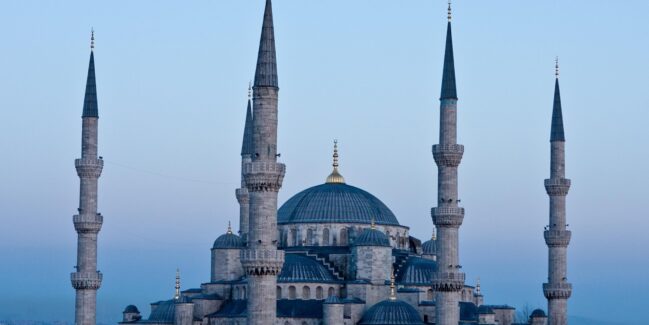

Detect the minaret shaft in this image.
[72,47,103,325]
[544,77,572,325]
[242,1,285,324]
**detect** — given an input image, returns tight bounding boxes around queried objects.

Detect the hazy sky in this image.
[1,1,648,324]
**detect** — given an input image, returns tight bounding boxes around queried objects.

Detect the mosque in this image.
[69,1,573,325]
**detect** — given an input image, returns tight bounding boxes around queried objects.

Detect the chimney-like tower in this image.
[241,1,286,324]
[543,60,572,325]
[71,30,104,325]
[236,87,254,244]
[431,3,466,325]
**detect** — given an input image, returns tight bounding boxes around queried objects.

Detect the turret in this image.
[241,1,286,324]
[431,3,466,325]
[211,222,244,282]
[121,305,141,323]
[543,59,572,325]
[323,296,345,325]
[71,30,104,325]
[173,271,194,325]
[530,309,548,325]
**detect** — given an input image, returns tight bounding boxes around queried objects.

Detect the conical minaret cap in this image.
[82,30,99,118]
[254,0,278,88]
[550,60,565,142]
[241,95,254,156]
[440,17,457,100]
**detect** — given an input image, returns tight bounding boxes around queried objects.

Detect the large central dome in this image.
[278,183,400,226]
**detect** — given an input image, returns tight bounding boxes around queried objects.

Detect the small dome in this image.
[278,183,400,226]
[359,299,423,325]
[279,254,337,283]
[123,305,139,314]
[531,309,547,318]
[396,257,437,285]
[212,232,243,249]
[421,238,437,255]
[477,305,495,315]
[354,228,390,247]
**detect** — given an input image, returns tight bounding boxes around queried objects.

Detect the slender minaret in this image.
[543,59,572,325]
[71,30,104,325]
[236,84,254,244]
[431,3,465,325]
[241,1,285,324]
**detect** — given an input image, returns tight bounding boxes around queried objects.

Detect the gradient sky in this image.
[1,1,648,324]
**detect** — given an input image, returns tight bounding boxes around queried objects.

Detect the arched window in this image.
[427,289,433,301]
[302,286,311,299]
[235,287,240,299]
[322,228,330,246]
[306,228,314,246]
[339,228,348,246]
[395,233,401,248]
[289,286,297,299]
[242,286,246,299]
[327,287,335,297]
[277,286,282,299]
[291,228,298,246]
[316,286,324,299]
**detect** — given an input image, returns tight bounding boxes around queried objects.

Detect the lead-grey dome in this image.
[354,228,390,247]
[531,309,547,318]
[212,232,243,249]
[278,183,399,226]
[359,299,423,325]
[396,257,437,285]
[421,238,437,255]
[278,254,337,283]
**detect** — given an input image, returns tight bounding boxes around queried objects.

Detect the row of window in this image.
[279,227,408,248]
[232,285,337,300]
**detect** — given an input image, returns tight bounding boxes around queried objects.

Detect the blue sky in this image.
[1,1,648,324]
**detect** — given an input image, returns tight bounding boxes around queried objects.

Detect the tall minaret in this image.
[241,1,285,324]
[543,59,572,325]
[431,3,465,325]
[71,30,104,325]
[236,85,254,244]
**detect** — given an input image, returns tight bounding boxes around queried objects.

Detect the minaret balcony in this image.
[73,214,103,233]
[544,230,571,247]
[243,161,286,192]
[432,144,464,167]
[71,271,102,290]
[235,188,249,203]
[544,178,571,196]
[543,282,572,299]
[431,206,464,227]
[240,248,284,276]
[75,158,103,178]
[431,272,465,292]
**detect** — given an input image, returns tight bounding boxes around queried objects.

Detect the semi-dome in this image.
[278,183,399,226]
[148,300,175,322]
[354,227,390,247]
[421,238,437,255]
[359,299,423,325]
[278,254,337,283]
[212,227,243,249]
[396,257,437,285]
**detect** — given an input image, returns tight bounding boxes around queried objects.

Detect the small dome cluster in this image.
[354,227,390,247]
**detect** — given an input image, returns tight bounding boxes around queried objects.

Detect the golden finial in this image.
[90,28,95,50]
[389,270,397,300]
[325,139,346,184]
[476,277,482,294]
[447,1,452,21]
[432,227,437,240]
[555,57,559,78]
[227,221,233,234]
[371,217,376,230]
[248,80,252,99]
[174,269,181,300]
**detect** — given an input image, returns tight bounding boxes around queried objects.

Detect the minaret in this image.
[431,3,465,325]
[71,30,104,325]
[236,84,254,244]
[241,1,286,324]
[543,59,572,325]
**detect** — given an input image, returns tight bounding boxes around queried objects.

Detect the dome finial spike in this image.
[227,221,233,234]
[447,0,452,21]
[90,28,95,50]
[371,216,376,230]
[389,269,397,300]
[326,139,345,184]
[476,277,481,294]
[174,269,181,300]
[555,56,560,78]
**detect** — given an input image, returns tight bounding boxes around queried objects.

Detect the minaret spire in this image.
[236,85,254,244]
[431,3,465,325]
[71,30,104,325]
[389,270,397,301]
[242,1,286,324]
[544,60,572,325]
[174,269,181,300]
